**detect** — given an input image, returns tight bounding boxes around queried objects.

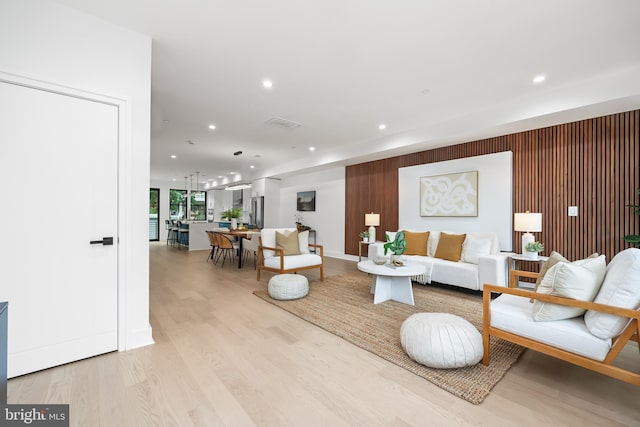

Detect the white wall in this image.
[398,152,513,251]
[0,0,153,349]
[279,167,346,258]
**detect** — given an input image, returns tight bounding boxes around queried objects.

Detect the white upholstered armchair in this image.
[257,228,324,281]
[483,248,640,386]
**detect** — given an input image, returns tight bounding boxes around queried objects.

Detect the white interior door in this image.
[0,81,118,378]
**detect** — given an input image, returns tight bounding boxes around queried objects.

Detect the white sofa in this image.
[368,230,508,291]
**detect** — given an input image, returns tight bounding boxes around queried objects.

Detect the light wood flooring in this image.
[8,242,640,426]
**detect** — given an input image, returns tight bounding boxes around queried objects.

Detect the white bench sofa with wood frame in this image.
[257,228,324,281]
[483,248,640,386]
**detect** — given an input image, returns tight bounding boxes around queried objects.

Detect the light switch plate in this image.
[568,206,578,216]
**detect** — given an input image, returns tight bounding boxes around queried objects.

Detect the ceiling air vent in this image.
[264,116,302,130]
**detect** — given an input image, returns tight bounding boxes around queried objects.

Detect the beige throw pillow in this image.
[532,255,606,321]
[276,230,301,255]
[434,233,466,262]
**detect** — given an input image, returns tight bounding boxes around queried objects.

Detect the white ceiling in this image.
[53,0,640,189]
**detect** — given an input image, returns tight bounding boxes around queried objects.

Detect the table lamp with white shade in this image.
[514,211,542,256]
[365,212,380,243]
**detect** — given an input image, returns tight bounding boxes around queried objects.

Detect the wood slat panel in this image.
[345,110,640,261]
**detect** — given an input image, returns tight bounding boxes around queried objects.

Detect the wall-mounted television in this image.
[297,191,316,212]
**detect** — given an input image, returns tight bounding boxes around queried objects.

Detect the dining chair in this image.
[241,231,260,269]
[205,230,218,262]
[214,232,239,267]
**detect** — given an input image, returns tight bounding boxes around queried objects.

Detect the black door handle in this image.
[89,237,114,245]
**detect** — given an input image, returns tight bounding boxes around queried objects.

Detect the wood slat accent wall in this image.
[345,109,640,262]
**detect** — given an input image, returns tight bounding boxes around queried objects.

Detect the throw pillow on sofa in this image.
[584,248,640,339]
[276,230,301,255]
[434,233,466,262]
[531,251,599,302]
[403,230,429,256]
[461,235,492,264]
[532,255,606,321]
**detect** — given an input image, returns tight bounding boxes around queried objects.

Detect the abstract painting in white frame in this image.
[420,171,478,217]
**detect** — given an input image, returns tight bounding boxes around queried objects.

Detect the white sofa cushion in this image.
[585,248,640,339]
[532,255,606,321]
[492,293,611,361]
[461,235,493,264]
[264,253,322,270]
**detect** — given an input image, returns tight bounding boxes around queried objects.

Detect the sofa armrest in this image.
[477,253,509,289]
[483,284,640,319]
[309,243,324,257]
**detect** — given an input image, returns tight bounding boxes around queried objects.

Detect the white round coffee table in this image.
[357,260,426,305]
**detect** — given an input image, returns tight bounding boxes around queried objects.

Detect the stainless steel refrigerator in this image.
[251,196,264,229]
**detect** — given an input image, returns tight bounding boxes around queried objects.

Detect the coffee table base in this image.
[370,275,415,305]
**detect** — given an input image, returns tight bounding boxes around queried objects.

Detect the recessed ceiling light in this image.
[533,75,546,83]
[250,165,255,169]
[309,146,316,151]
[208,124,216,130]
[263,79,273,89]
[378,124,387,130]
[218,176,224,178]
[172,178,176,181]
[170,155,177,159]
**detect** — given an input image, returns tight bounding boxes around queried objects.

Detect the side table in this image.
[358,240,382,261]
[507,253,548,288]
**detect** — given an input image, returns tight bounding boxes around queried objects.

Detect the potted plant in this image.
[525,241,544,260]
[221,207,242,229]
[359,231,370,242]
[384,231,407,266]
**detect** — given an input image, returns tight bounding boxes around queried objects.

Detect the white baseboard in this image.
[124,323,155,351]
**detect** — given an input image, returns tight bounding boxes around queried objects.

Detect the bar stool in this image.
[176,221,189,249]
[169,220,179,246]
[165,220,176,245]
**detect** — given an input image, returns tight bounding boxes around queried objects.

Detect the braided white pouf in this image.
[268,274,309,300]
[400,313,483,369]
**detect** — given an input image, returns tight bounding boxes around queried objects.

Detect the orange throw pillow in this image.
[402,230,429,256]
[434,232,466,262]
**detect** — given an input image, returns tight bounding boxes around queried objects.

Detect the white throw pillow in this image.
[585,248,640,339]
[461,235,492,264]
[532,255,606,321]
[427,231,441,257]
[298,230,310,254]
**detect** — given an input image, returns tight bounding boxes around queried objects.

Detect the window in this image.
[170,189,187,220]
[149,188,159,241]
[190,191,206,221]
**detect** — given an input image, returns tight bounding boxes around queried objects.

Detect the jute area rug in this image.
[254,272,524,405]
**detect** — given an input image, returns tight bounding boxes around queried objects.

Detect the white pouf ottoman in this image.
[400,313,483,369]
[268,274,309,300]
